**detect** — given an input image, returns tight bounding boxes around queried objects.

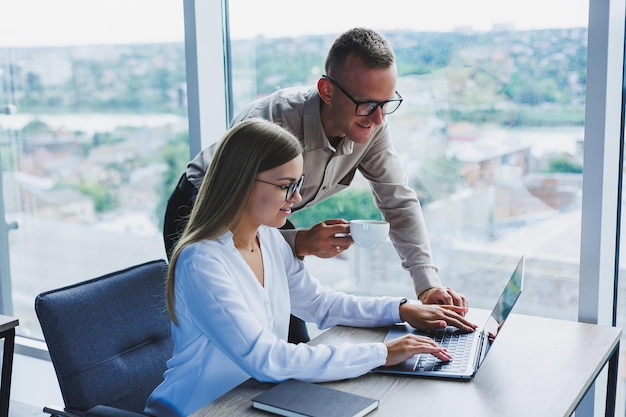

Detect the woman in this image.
[145,118,476,417]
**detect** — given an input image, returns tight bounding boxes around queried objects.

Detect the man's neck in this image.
[319,99,343,139]
[328,136,343,148]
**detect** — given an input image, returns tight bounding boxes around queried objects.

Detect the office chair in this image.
[35,259,173,417]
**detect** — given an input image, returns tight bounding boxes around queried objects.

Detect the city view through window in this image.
[0,1,188,339]
[231,28,586,324]
[5,0,626,413]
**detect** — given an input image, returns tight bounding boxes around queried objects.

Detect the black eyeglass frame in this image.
[322,75,403,116]
[255,174,305,201]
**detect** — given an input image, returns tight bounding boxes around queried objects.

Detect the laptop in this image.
[373,255,525,379]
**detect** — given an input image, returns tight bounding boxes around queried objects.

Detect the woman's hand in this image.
[384,334,451,366]
[399,302,477,333]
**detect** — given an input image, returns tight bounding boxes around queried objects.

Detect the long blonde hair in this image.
[166,118,303,324]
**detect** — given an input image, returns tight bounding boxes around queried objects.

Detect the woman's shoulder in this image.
[178,235,234,264]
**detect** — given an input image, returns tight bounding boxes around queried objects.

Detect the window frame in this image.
[183,0,231,157]
[2,0,624,415]
[576,0,626,413]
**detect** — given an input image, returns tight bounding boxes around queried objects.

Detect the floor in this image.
[9,401,41,417]
[8,350,62,417]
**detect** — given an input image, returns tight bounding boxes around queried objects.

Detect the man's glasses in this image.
[255,174,305,201]
[322,75,403,117]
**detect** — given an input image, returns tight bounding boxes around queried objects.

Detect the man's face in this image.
[325,55,398,144]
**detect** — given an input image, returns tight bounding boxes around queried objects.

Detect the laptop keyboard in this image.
[414,328,477,372]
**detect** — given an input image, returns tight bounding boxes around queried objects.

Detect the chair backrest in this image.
[35,259,173,415]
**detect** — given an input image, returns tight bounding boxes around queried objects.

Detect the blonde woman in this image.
[145,118,476,417]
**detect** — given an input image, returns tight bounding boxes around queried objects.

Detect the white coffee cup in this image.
[350,220,390,248]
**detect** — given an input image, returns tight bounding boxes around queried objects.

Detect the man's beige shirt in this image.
[187,86,442,296]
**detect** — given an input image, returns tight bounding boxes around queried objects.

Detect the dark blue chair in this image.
[35,259,172,417]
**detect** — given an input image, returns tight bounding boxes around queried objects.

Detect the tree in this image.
[547,156,582,173]
[77,181,116,212]
[155,132,190,229]
[288,188,381,228]
[413,153,464,203]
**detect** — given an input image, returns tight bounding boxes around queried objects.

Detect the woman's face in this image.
[247,155,304,228]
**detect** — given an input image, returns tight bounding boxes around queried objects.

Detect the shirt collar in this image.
[302,86,354,155]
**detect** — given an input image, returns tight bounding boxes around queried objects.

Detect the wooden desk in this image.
[191,310,621,417]
[0,315,18,417]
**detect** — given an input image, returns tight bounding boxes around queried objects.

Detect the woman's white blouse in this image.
[144,226,403,417]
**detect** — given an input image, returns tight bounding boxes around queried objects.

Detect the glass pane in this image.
[230,2,626,412]
[0,0,188,339]
[228,2,587,318]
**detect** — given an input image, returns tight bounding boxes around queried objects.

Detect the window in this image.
[0,0,188,339]
[227,0,588,319]
[226,1,626,414]
[3,0,625,415]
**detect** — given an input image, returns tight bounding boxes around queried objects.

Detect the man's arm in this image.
[357,124,450,298]
[364,150,468,311]
[186,143,217,188]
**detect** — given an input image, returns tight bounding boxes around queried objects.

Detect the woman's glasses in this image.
[255,174,305,201]
[322,75,403,116]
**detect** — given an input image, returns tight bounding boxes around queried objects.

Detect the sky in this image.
[0,0,589,47]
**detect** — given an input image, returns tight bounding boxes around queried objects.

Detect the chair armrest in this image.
[42,404,146,417]
[84,405,147,417]
[43,405,82,417]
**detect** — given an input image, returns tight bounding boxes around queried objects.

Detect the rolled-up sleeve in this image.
[358,123,443,296]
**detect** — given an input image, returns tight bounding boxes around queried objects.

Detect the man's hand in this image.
[294,219,353,258]
[419,287,469,315]
[399,303,476,333]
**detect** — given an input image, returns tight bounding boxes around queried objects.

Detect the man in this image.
[163,27,468,342]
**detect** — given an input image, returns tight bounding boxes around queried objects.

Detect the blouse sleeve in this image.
[280,239,404,329]
[174,243,390,383]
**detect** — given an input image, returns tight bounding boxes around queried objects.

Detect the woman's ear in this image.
[317,77,333,104]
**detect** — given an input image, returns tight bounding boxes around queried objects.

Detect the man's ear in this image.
[317,77,333,104]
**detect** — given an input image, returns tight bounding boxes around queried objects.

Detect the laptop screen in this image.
[374,255,525,378]
[481,256,525,359]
